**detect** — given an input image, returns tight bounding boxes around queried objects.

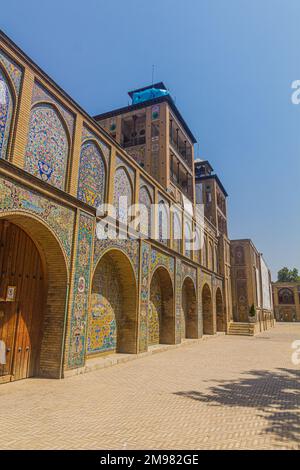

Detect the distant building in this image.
[230,239,275,334]
[272,282,300,322]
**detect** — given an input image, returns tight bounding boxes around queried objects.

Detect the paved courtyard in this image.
[0,323,299,450]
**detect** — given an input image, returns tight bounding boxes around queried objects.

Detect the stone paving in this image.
[0,323,299,450]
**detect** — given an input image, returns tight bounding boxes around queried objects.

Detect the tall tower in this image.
[94,82,197,205]
[194,159,228,236]
[194,159,232,324]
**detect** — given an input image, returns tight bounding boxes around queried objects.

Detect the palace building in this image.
[0,31,274,384]
[230,240,274,335]
[272,282,300,322]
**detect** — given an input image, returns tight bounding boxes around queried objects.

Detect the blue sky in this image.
[2,0,300,278]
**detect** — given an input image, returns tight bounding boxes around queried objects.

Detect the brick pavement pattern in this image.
[0,323,299,450]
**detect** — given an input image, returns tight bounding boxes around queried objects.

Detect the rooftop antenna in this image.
[151,65,155,86]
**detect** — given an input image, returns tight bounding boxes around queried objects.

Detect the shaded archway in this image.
[0,213,68,381]
[181,277,198,339]
[88,249,137,356]
[202,283,214,335]
[149,266,174,345]
[216,287,225,332]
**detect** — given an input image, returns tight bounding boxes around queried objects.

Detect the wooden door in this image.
[0,301,18,382]
[0,220,45,382]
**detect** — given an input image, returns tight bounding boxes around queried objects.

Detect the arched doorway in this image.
[0,216,68,382]
[202,283,213,335]
[149,266,174,345]
[181,277,198,339]
[87,249,137,356]
[216,288,225,332]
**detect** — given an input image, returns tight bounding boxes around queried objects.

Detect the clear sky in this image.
[2,0,300,278]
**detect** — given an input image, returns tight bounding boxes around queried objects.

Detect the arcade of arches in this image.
[0,34,234,384]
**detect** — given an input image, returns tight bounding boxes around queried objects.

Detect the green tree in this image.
[277,267,300,282]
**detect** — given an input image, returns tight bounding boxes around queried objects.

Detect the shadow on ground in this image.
[174,368,300,445]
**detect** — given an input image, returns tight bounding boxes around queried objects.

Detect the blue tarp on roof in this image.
[132,87,169,104]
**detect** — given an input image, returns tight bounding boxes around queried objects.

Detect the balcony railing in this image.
[123,136,146,148]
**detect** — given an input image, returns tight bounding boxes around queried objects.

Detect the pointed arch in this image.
[138,184,152,238]
[0,66,14,160]
[181,276,198,339]
[216,287,225,332]
[202,238,207,267]
[149,266,175,345]
[173,210,182,253]
[202,283,214,335]
[158,199,170,244]
[24,102,70,190]
[88,248,138,355]
[113,166,133,222]
[0,212,68,380]
[77,139,106,208]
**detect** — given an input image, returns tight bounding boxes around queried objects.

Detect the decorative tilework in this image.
[148,272,161,346]
[138,185,152,238]
[173,210,182,253]
[175,259,182,344]
[77,141,106,208]
[87,255,121,355]
[150,248,174,280]
[0,68,13,160]
[32,82,74,135]
[182,262,197,287]
[184,220,192,258]
[113,167,133,220]
[93,238,139,278]
[82,125,110,163]
[24,104,69,190]
[0,175,75,264]
[68,212,94,368]
[158,197,170,245]
[116,155,135,183]
[0,50,22,94]
[139,241,150,352]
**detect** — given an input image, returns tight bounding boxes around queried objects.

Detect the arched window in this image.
[0,68,14,160]
[158,200,169,244]
[278,288,295,305]
[202,238,207,267]
[214,246,219,273]
[25,103,69,190]
[173,211,182,253]
[113,167,133,222]
[208,242,214,270]
[77,140,106,208]
[138,185,152,238]
[194,227,201,264]
[184,220,192,259]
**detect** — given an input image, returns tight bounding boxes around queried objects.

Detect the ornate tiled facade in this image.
[68,212,94,369]
[0,68,13,160]
[113,166,133,220]
[77,140,106,208]
[87,254,121,354]
[0,49,22,93]
[24,104,69,189]
[1,32,258,384]
[148,271,162,345]
[93,238,139,278]
[0,175,75,263]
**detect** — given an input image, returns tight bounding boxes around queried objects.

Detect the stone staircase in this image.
[227,322,256,336]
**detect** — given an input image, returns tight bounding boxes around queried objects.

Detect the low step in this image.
[227,322,255,336]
